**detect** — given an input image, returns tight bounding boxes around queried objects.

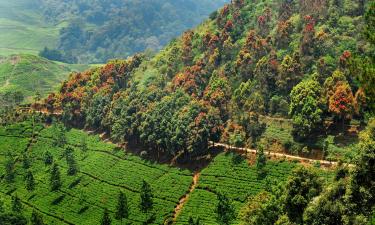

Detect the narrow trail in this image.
[213,142,344,167]
[172,172,201,222]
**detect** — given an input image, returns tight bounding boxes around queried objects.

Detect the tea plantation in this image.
[0,121,193,224]
[0,121,333,224]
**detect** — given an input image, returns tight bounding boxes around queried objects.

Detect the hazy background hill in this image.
[0,0,229,63]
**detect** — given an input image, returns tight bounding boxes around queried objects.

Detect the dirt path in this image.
[172,172,200,222]
[213,142,346,167]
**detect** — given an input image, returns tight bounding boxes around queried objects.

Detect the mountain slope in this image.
[39,0,229,63]
[0,54,89,102]
[45,0,373,161]
[0,0,62,56]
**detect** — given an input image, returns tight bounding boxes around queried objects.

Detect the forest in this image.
[0,0,374,224]
[37,0,229,63]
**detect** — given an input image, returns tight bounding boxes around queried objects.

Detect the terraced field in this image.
[0,121,333,224]
[0,121,193,224]
[175,152,333,224]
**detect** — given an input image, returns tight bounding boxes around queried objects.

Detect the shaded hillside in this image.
[0,54,89,102]
[38,0,229,63]
[45,0,373,162]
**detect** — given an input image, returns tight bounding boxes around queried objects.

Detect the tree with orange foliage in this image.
[328,82,355,128]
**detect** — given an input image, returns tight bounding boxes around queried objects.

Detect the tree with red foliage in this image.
[328,82,355,128]
[279,0,295,21]
[182,31,194,66]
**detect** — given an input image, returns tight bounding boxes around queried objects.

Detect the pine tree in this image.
[44,151,53,165]
[22,153,30,169]
[101,208,112,225]
[140,180,153,212]
[115,191,129,223]
[25,170,35,191]
[0,197,4,213]
[65,147,78,176]
[30,210,44,225]
[11,195,23,213]
[256,143,267,177]
[189,216,201,225]
[216,192,234,224]
[50,163,61,191]
[5,154,15,183]
[80,136,88,152]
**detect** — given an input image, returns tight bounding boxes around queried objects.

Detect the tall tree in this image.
[30,210,44,225]
[216,192,234,224]
[140,180,153,212]
[5,155,15,183]
[328,82,355,128]
[289,79,323,139]
[25,170,35,191]
[101,208,112,225]
[50,163,62,191]
[65,147,78,176]
[11,195,22,213]
[115,191,129,223]
[284,167,322,224]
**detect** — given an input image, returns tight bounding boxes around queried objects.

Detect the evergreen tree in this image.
[140,180,153,212]
[216,192,234,224]
[22,153,30,169]
[115,191,129,223]
[53,122,67,147]
[80,136,88,152]
[65,147,78,176]
[25,170,35,191]
[189,216,201,225]
[50,163,62,191]
[101,208,112,225]
[0,197,4,213]
[5,155,15,183]
[43,151,53,165]
[11,195,22,213]
[256,143,267,178]
[30,210,44,225]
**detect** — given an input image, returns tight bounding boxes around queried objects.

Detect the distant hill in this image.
[0,54,89,102]
[0,0,229,63]
[0,0,62,56]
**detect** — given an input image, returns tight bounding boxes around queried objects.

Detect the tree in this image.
[22,153,30,169]
[44,151,53,165]
[284,167,322,224]
[80,136,88,152]
[0,213,27,225]
[0,197,4,213]
[189,216,201,225]
[115,191,129,223]
[52,122,67,147]
[289,79,323,139]
[140,180,153,212]
[11,195,22,213]
[25,170,35,191]
[328,82,355,127]
[256,143,267,177]
[101,208,112,225]
[50,163,62,191]
[65,147,78,176]
[30,210,44,225]
[5,155,15,183]
[216,192,234,224]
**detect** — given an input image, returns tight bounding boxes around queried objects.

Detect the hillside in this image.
[0,0,62,56]
[0,120,334,224]
[0,0,229,63]
[44,0,374,162]
[0,54,89,102]
[0,0,374,224]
